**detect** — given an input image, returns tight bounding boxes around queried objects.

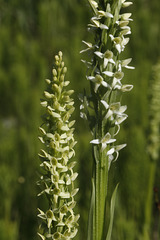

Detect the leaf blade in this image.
[106,183,119,240]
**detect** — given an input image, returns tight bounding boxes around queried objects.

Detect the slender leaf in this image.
[106,184,119,240]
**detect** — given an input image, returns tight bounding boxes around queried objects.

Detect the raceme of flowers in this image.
[38,51,79,240]
[80,0,134,168]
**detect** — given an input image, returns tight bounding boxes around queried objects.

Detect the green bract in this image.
[38,51,79,240]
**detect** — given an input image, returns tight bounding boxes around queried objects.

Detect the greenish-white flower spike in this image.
[147,62,160,160]
[38,51,79,240]
[80,0,134,168]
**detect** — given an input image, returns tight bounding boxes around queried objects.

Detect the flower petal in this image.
[94,51,104,58]
[100,24,108,30]
[107,148,115,155]
[82,40,93,48]
[101,100,109,109]
[101,142,107,151]
[102,132,111,142]
[101,81,109,88]
[104,58,109,68]
[115,144,127,151]
[90,139,100,144]
[87,76,95,81]
[122,2,133,8]
[124,65,135,69]
[103,71,114,77]
[121,84,133,92]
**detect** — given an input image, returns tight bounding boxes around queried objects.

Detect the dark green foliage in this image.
[0,0,160,239]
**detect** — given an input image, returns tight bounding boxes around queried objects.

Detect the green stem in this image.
[94,149,109,240]
[95,161,100,240]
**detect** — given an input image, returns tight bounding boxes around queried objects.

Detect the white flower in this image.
[94,50,115,68]
[112,72,124,90]
[87,74,110,92]
[90,132,116,151]
[88,18,109,30]
[109,34,130,53]
[101,100,127,134]
[101,100,127,119]
[97,10,113,18]
[109,35,122,53]
[38,209,57,228]
[120,13,133,21]
[102,70,124,90]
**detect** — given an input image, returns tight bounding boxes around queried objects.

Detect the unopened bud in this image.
[52,84,60,93]
[55,55,59,61]
[52,69,57,76]
[63,67,67,74]
[66,90,74,96]
[58,51,63,58]
[61,61,64,67]
[45,79,51,84]
[44,91,53,99]
[60,75,64,82]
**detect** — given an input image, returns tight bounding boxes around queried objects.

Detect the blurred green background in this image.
[0,0,160,239]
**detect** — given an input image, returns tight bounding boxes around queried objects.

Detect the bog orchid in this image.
[80,0,134,239]
[37,51,79,240]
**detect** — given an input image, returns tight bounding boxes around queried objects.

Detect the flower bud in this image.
[52,69,57,76]
[60,75,64,82]
[63,66,67,74]
[55,55,59,61]
[58,51,63,58]
[44,91,53,99]
[52,83,60,93]
[45,79,51,84]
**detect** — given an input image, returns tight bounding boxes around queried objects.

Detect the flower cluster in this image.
[80,0,134,168]
[38,51,79,240]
